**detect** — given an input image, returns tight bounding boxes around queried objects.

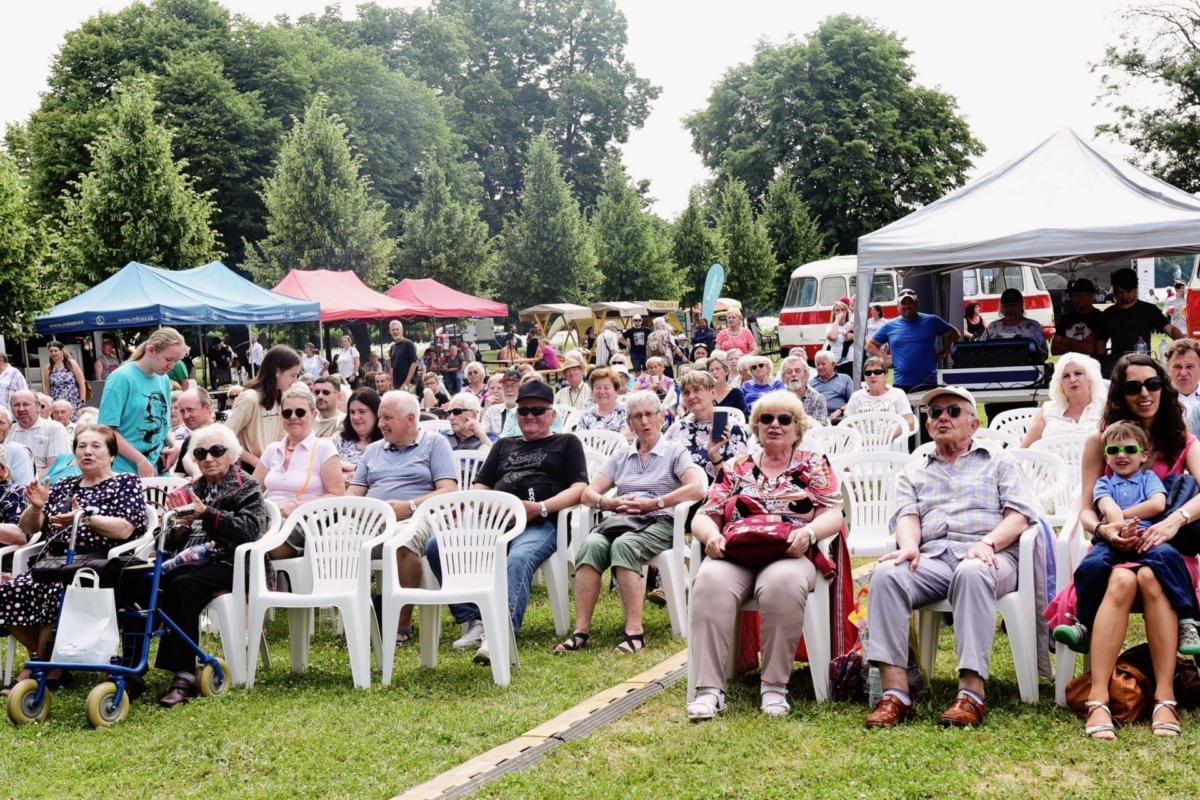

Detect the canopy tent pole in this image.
[199,326,207,390]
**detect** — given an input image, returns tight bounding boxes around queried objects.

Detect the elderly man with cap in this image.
[1101,267,1183,375]
[426,380,588,664]
[554,355,592,410]
[0,352,28,410]
[864,385,1038,729]
[866,288,959,392]
[983,288,1048,358]
[1052,278,1108,357]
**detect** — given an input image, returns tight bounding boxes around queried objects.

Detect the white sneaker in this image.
[472,635,491,666]
[686,689,726,722]
[453,620,485,650]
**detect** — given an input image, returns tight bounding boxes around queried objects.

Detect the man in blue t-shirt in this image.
[866,288,959,391]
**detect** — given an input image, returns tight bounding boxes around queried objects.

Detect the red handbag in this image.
[721,515,794,568]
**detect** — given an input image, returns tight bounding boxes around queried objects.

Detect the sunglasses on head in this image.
[864,369,886,376]
[758,413,794,426]
[192,445,228,461]
[1123,376,1165,395]
[1104,444,1145,456]
[516,406,550,417]
[281,408,308,419]
[928,404,967,419]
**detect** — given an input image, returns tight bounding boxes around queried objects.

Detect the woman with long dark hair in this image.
[963,302,985,339]
[224,345,301,470]
[43,340,86,421]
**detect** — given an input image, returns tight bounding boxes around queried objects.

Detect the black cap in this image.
[1111,267,1138,290]
[516,381,554,403]
[1069,278,1096,294]
[1000,288,1022,304]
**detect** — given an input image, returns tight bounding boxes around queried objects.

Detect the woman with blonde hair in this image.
[825,300,854,374]
[1021,352,1105,447]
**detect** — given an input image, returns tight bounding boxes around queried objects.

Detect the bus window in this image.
[1002,266,1025,292]
[819,276,847,307]
[870,273,895,302]
[978,267,1000,295]
[962,269,978,296]
[785,276,818,308]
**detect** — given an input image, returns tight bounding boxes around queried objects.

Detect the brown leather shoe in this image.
[865,694,913,728]
[158,675,197,708]
[938,692,987,727]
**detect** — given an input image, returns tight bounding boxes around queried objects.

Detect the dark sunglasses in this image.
[1123,376,1165,395]
[516,406,550,417]
[928,404,966,419]
[863,369,886,377]
[1104,444,1145,456]
[192,445,229,461]
[448,408,471,416]
[758,413,794,426]
[281,408,308,419]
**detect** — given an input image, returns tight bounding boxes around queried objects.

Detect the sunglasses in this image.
[758,413,795,426]
[751,364,770,370]
[281,408,308,419]
[864,369,886,377]
[516,406,550,417]
[448,408,471,416]
[1104,444,1145,456]
[928,404,967,419]
[192,445,229,461]
[1123,376,1165,395]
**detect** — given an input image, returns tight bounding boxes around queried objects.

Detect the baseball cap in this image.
[502,368,522,381]
[1111,267,1138,290]
[1069,278,1096,294]
[920,385,977,409]
[516,381,554,403]
[897,288,918,301]
[1000,288,1022,304]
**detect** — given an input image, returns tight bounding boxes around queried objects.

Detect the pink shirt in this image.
[716,327,756,353]
[260,433,338,505]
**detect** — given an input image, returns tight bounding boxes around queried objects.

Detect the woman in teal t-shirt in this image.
[98,328,189,476]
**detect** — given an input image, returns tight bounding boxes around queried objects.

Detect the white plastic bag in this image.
[51,568,120,665]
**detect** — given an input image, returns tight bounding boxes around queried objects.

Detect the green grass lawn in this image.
[4,587,680,800]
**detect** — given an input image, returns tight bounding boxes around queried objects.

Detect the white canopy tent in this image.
[853,128,1200,378]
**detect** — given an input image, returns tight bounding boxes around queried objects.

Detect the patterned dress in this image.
[0,481,28,525]
[332,433,370,466]
[49,365,82,420]
[700,449,842,530]
[577,405,628,434]
[0,473,146,630]
[664,413,750,482]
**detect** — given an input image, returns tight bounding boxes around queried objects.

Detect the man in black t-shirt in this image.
[426,380,588,664]
[1101,268,1183,375]
[624,316,651,372]
[1052,279,1108,358]
[388,319,419,392]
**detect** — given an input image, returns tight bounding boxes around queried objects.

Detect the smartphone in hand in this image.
[711,410,728,441]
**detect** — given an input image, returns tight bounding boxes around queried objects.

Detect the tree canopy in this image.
[716,178,777,311]
[593,154,679,302]
[0,155,53,339]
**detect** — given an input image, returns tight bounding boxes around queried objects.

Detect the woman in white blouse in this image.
[1021,353,1105,447]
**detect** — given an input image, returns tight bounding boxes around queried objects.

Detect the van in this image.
[777,256,1053,361]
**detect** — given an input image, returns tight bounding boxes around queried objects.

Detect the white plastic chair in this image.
[990,407,1039,443]
[722,408,747,427]
[418,418,451,436]
[1007,449,1069,523]
[832,451,915,557]
[1052,499,1091,705]
[912,436,1011,459]
[453,449,489,489]
[804,425,863,459]
[685,536,834,702]
[141,476,189,512]
[1031,432,1089,521]
[380,491,526,686]
[573,428,627,459]
[842,411,909,453]
[974,427,1018,451]
[553,404,581,432]
[914,524,1042,703]
[245,497,393,689]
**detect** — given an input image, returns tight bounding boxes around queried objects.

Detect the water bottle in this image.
[161,541,215,574]
[867,665,883,707]
[1134,336,1149,355]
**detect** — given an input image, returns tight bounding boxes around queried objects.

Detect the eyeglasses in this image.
[1103,444,1145,456]
[448,408,471,416]
[516,406,550,417]
[281,408,308,419]
[629,411,660,422]
[758,413,794,426]
[192,445,228,461]
[1123,376,1165,395]
[864,369,886,377]
[928,404,967,419]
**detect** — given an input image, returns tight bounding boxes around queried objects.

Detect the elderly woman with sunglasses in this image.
[443,392,489,450]
[252,385,345,558]
[687,390,844,720]
[1061,354,1200,739]
[842,356,916,433]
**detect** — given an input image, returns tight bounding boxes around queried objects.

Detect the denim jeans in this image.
[426,518,557,635]
[1074,540,1199,629]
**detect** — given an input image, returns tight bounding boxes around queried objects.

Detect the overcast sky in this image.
[3,0,1157,218]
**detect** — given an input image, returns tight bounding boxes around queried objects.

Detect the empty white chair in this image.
[722,407,747,427]
[989,407,1039,443]
[245,497,393,689]
[1007,449,1069,523]
[832,451,916,556]
[973,427,1018,450]
[380,491,525,686]
[418,418,451,436]
[842,411,909,453]
[573,428,627,459]
[453,449,489,489]
[805,425,863,459]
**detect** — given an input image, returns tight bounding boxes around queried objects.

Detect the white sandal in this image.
[761,689,790,718]
[686,689,726,722]
[1152,699,1181,737]
[1084,700,1116,740]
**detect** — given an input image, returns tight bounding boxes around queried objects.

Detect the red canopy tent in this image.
[274,269,431,320]
[386,278,508,318]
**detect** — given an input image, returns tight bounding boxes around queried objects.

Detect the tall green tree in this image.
[672,187,725,306]
[0,155,54,338]
[593,155,678,301]
[244,94,395,289]
[1097,3,1200,192]
[686,15,982,252]
[396,158,495,295]
[763,170,830,304]
[496,135,599,309]
[54,79,220,289]
[716,178,777,311]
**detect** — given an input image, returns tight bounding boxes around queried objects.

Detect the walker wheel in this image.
[7,679,50,725]
[85,682,129,729]
[198,658,230,697]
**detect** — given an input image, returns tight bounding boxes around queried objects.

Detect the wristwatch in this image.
[656,496,666,510]
[1178,509,1192,524]
[539,502,549,518]
[408,499,418,515]
[980,535,997,549]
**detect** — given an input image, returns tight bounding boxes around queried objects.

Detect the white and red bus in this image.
[777,256,1054,361]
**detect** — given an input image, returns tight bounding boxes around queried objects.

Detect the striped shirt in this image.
[601,435,702,518]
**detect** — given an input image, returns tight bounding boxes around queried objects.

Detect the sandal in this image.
[686,689,726,722]
[761,689,791,718]
[0,668,34,697]
[396,626,415,647]
[614,632,645,655]
[1152,699,1181,737]
[1084,700,1116,741]
[553,632,590,655]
